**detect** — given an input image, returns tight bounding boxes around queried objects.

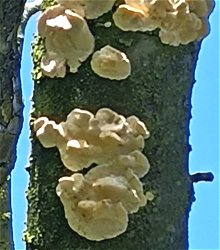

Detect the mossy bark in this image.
[0,1,24,249]
[26,5,199,250]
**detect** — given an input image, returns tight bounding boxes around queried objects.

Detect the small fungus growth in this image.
[113,0,214,46]
[91,45,131,80]
[38,4,95,77]
[34,108,151,241]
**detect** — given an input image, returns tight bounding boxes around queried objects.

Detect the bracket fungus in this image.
[56,161,147,240]
[57,173,128,241]
[87,150,150,179]
[91,45,131,80]
[113,0,214,46]
[56,173,131,241]
[33,117,65,148]
[34,107,150,172]
[38,4,95,77]
[57,0,117,19]
[113,4,160,32]
[35,108,151,240]
[86,165,147,212]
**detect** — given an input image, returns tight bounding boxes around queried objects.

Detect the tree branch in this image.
[17,0,43,53]
[190,172,214,183]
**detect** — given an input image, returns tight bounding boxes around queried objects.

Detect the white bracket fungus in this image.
[38,4,95,77]
[113,0,214,46]
[56,162,147,240]
[33,117,65,148]
[91,45,131,80]
[34,108,150,172]
[57,174,128,241]
[56,173,129,241]
[113,4,160,32]
[34,108,151,241]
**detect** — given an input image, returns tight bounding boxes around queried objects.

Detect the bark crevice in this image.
[0,1,25,249]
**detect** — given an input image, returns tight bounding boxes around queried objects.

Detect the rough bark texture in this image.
[0,1,24,249]
[26,4,200,250]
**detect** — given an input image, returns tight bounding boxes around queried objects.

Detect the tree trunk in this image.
[25,3,201,250]
[0,1,24,249]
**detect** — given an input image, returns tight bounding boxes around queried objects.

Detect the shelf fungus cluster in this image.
[38,4,95,77]
[37,1,131,79]
[113,0,214,46]
[34,108,150,241]
[37,0,214,78]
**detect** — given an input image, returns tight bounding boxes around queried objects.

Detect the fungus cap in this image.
[113,4,160,32]
[95,108,126,132]
[38,5,95,77]
[159,11,203,46]
[56,173,91,203]
[58,140,101,171]
[86,162,147,210]
[57,0,116,19]
[57,177,128,241]
[33,117,49,132]
[113,0,214,46]
[91,45,131,80]
[188,0,214,17]
[92,172,146,213]
[40,51,66,78]
[65,108,94,134]
[75,199,128,241]
[127,115,150,139]
[56,0,85,17]
[145,191,155,201]
[118,150,150,178]
[34,119,64,148]
[34,108,150,171]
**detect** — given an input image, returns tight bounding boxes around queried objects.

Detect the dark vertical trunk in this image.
[25,7,200,249]
[0,1,24,249]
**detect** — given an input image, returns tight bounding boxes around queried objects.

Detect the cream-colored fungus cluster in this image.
[38,1,131,79]
[37,0,214,78]
[38,5,95,77]
[34,108,150,241]
[34,0,214,242]
[113,0,214,46]
[34,108,150,171]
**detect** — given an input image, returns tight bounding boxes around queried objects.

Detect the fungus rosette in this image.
[56,162,147,240]
[56,172,129,241]
[38,4,95,77]
[34,108,151,241]
[113,0,214,46]
[34,108,150,172]
[57,173,128,242]
[91,45,131,80]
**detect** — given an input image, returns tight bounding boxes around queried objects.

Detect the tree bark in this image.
[0,1,24,249]
[25,3,201,250]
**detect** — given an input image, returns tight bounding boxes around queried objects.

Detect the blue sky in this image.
[189,2,219,249]
[11,2,219,250]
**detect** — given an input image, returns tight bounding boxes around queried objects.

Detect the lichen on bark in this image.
[26,2,200,250]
